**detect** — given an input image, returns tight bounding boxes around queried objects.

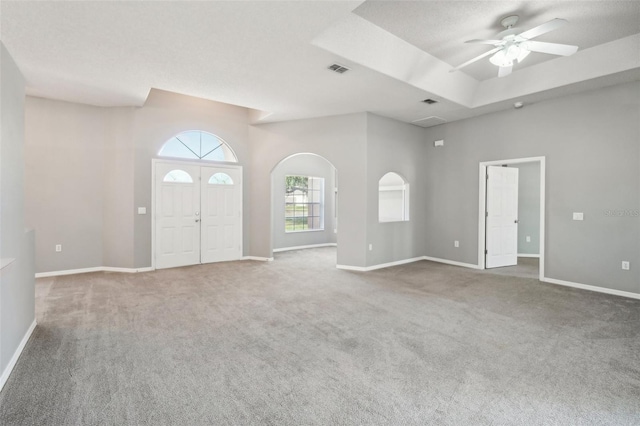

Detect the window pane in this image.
[285,175,324,232]
[158,139,198,159]
[163,169,193,183]
[159,131,237,162]
[208,172,233,185]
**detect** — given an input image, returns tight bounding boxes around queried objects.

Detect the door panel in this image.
[486,166,519,268]
[155,163,201,269]
[201,167,242,263]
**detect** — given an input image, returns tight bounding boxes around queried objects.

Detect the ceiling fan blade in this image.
[525,40,578,56]
[465,39,504,45]
[518,18,567,40]
[498,65,512,78]
[450,46,502,72]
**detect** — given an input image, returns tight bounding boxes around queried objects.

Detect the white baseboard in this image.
[103,267,154,273]
[36,267,104,278]
[337,256,425,272]
[518,253,540,258]
[242,256,274,262]
[422,256,482,269]
[36,266,155,278]
[541,277,640,300]
[273,243,337,253]
[0,320,37,392]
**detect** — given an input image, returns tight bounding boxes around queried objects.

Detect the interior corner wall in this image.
[103,108,135,268]
[249,113,368,267]
[25,97,108,273]
[423,81,640,294]
[131,90,252,268]
[513,162,540,256]
[0,43,35,386]
[272,154,336,250]
[365,113,427,267]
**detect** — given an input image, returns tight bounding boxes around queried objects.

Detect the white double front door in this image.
[155,162,242,269]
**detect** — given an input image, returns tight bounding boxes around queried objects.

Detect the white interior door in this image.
[155,163,201,269]
[486,166,519,268]
[201,166,243,263]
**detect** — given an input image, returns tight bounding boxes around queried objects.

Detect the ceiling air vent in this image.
[422,98,438,104]
[328,63,350,74]
[411,116,447,128]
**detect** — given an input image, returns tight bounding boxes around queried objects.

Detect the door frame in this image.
[151,158,242,270]
[478,156,546,279]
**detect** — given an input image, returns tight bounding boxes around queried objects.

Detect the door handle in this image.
[195,219,200,223]
[514,219,519,223]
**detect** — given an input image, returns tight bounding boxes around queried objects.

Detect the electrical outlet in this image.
[622,261,630,270]
[454,240,459,248]
[526,236,531,243]
[368,244,373,251]
[55,244,62,252]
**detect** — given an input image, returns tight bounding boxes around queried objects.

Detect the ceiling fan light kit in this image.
[451,15,579,78]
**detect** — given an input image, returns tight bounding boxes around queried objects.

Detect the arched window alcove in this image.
[378,172,410,222]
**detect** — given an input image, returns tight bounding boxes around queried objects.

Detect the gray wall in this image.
[514,162,540,255]
[366,113,427,266]
[424,82,640,294]
[21,78,640,295]
[272,154,336,250]
[0,43,36,383]
[25,97,108,272]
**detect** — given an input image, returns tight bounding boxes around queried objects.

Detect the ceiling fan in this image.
[451,15,579,78]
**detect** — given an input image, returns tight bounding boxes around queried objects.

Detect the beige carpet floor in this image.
[1,247,638,425]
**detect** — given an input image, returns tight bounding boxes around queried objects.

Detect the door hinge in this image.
[486,174,489,180]
[485,211,488,217]
[485,249,488,255]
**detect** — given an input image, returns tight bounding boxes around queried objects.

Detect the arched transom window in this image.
[159,130,237,162]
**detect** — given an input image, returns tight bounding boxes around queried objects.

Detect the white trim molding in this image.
[36,266,155,278]
[422,256,482,270]
[478,156,546,280]
[518,253,540,258]
[541,277,640,300]
[273,243,337,253]
[0,320,37,392]
[337,256,426,272]
[337,255,482,272]
[242,256,274,262]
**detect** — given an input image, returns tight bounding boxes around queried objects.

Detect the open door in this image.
[486,166,519,268]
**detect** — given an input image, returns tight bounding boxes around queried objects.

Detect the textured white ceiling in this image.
[354,0,640,81]
[1,1,639,126]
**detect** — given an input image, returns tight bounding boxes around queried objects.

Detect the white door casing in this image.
[201,167,243,263]
[486,166,519,268]
[155,163,201,269]
[154,161,243,269]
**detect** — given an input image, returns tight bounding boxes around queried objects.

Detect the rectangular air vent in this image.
[411,116,447,128]
[422,98,438,104]
[328,63,350,74]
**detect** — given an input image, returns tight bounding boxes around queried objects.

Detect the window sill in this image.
[285,229,325,234]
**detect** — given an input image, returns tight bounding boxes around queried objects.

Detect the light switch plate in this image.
[434,140,444,147]
[138,207,147,215]
[572,212,584,221]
